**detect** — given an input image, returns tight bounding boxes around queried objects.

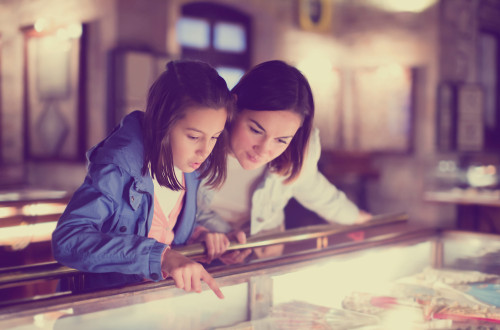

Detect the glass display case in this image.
[1,221,499,329]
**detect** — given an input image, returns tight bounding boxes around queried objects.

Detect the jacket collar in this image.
[87,111,145,179]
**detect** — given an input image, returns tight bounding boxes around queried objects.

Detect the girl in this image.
[192,60,370,264]
[52,60,232,298]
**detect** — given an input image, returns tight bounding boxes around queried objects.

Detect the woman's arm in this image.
[292,129,362,224]
[195,182,234,233]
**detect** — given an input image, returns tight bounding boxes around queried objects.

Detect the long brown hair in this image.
[142,60,233,190]
[231,60,314,183]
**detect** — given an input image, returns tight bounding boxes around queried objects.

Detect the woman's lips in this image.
[246,152,260,163]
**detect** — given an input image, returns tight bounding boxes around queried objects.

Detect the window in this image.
[177,3,251,89]
[213,22,246,53]
[177,17,210,49]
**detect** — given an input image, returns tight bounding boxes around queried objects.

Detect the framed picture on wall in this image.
[436,82,457,152]
[298,0,333,32]
[351,65,415,154]
[478,31,500,150]
[22,23,87,161]
[0,33,2,163]
[109,49,174,132]
[456,84,484,151]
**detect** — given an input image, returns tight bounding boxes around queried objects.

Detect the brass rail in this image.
[176,212,408,256]
[0,212,407,289]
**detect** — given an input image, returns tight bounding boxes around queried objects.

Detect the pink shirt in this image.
[148,175,186,245]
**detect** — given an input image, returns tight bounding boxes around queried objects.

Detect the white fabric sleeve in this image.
[292,128,360,224]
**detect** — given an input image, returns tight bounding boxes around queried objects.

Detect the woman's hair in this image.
[231,60,314,183]
[142,60,233,190]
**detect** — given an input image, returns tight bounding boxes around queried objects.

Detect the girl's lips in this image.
[190,162,201,169]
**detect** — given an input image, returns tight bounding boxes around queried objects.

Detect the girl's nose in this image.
[197,140,212,158]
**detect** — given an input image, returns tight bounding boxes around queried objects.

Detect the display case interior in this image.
[1,220,500,329]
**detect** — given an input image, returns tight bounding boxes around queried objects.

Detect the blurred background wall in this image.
[1,0,500,230]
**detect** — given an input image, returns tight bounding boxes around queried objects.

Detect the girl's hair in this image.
[231,60,314,183]
[142,60,233,190]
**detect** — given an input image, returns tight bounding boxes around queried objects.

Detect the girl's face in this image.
[230,109,302,170]
[169,106,227,173]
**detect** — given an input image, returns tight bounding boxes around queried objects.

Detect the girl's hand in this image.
[201,233,230,263]
[195,230,251,264]
[219,231,252,265]
[189,226,231,263]
[161,248,224,299]
[199,232,230,264]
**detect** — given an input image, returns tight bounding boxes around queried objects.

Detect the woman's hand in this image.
[161,248,224,299]
[347,210,372,241]
[355,210,372,224]
[253,244,284,259]
[251,225,284,259]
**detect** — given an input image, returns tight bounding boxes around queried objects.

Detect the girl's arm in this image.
[52,163,165,281]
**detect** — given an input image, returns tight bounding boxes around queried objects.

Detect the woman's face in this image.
[230,109,302,170]
[169,106,227,173]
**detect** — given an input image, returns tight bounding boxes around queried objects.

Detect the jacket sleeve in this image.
[51,163,166,281]
[292,129,360,224]
[194,181,233,233]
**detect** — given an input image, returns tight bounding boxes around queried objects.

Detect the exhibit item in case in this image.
[1,214,500,329]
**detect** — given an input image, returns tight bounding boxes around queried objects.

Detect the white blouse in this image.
[210,156,265,231]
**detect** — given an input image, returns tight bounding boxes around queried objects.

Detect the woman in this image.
[191,60,369,264]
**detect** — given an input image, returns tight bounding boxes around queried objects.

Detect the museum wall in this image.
[1,0,498,228]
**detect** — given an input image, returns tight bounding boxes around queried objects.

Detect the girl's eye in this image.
[211,135,220,140]
[250,127,262,134]
[188,135,199,140]
[277,139,288,145]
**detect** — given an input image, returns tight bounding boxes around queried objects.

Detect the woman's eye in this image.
[188,135,199,140]
[211,135,220,141]
[277,139,288,145]
[250,127,262,134]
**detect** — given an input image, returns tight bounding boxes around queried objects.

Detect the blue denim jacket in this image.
[52,111,199,287]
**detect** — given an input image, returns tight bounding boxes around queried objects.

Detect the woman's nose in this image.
[254,138,271,155]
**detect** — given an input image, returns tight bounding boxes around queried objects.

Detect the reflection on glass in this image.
[176,17,210,49]
[3,231,500,328]
[0,221,58,249]
[216,66,245,89]
[214,22,246,53]
[0,206,17,218]
[272,242,430,309]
